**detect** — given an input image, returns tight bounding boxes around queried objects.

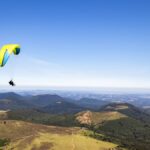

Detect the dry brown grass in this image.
[0,110,8,119]
[105,104,129,110]
[0,120,118,150]
[76,110,127,125]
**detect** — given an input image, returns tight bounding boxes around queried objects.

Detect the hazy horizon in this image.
[1,85,150,94]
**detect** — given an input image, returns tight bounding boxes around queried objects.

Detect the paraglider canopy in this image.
[0,44,20,67]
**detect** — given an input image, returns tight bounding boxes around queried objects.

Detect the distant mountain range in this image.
[0,92,108,113]
[73,98,108,110]
[0,92,33,110]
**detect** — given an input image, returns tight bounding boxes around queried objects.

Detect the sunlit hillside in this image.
[76,110,127,125]
[0,120,118,150]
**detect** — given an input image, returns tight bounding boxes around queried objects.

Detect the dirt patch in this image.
[31,142,53,150]
[76,111,92,125]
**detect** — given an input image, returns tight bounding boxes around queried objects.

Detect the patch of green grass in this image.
[7,109,80,127]
[0,138,9,148]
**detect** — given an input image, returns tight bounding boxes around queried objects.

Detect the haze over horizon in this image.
[0,0,150,88]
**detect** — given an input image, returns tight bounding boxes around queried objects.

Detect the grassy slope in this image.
[76,110,127,125]
[0,120,118,150]
[0,110,8,119]
[4,103,150,149]
[6,109,78,126]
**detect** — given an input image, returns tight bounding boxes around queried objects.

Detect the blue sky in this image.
[0,0,150,88]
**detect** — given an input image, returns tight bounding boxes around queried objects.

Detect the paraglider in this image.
[0,44,20,86]
[9,80,15,86]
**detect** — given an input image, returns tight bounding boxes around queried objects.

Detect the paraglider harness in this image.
[9,80,15,86]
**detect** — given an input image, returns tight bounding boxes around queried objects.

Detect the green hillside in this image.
[76,103,150,150]
[7,109,78,127]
